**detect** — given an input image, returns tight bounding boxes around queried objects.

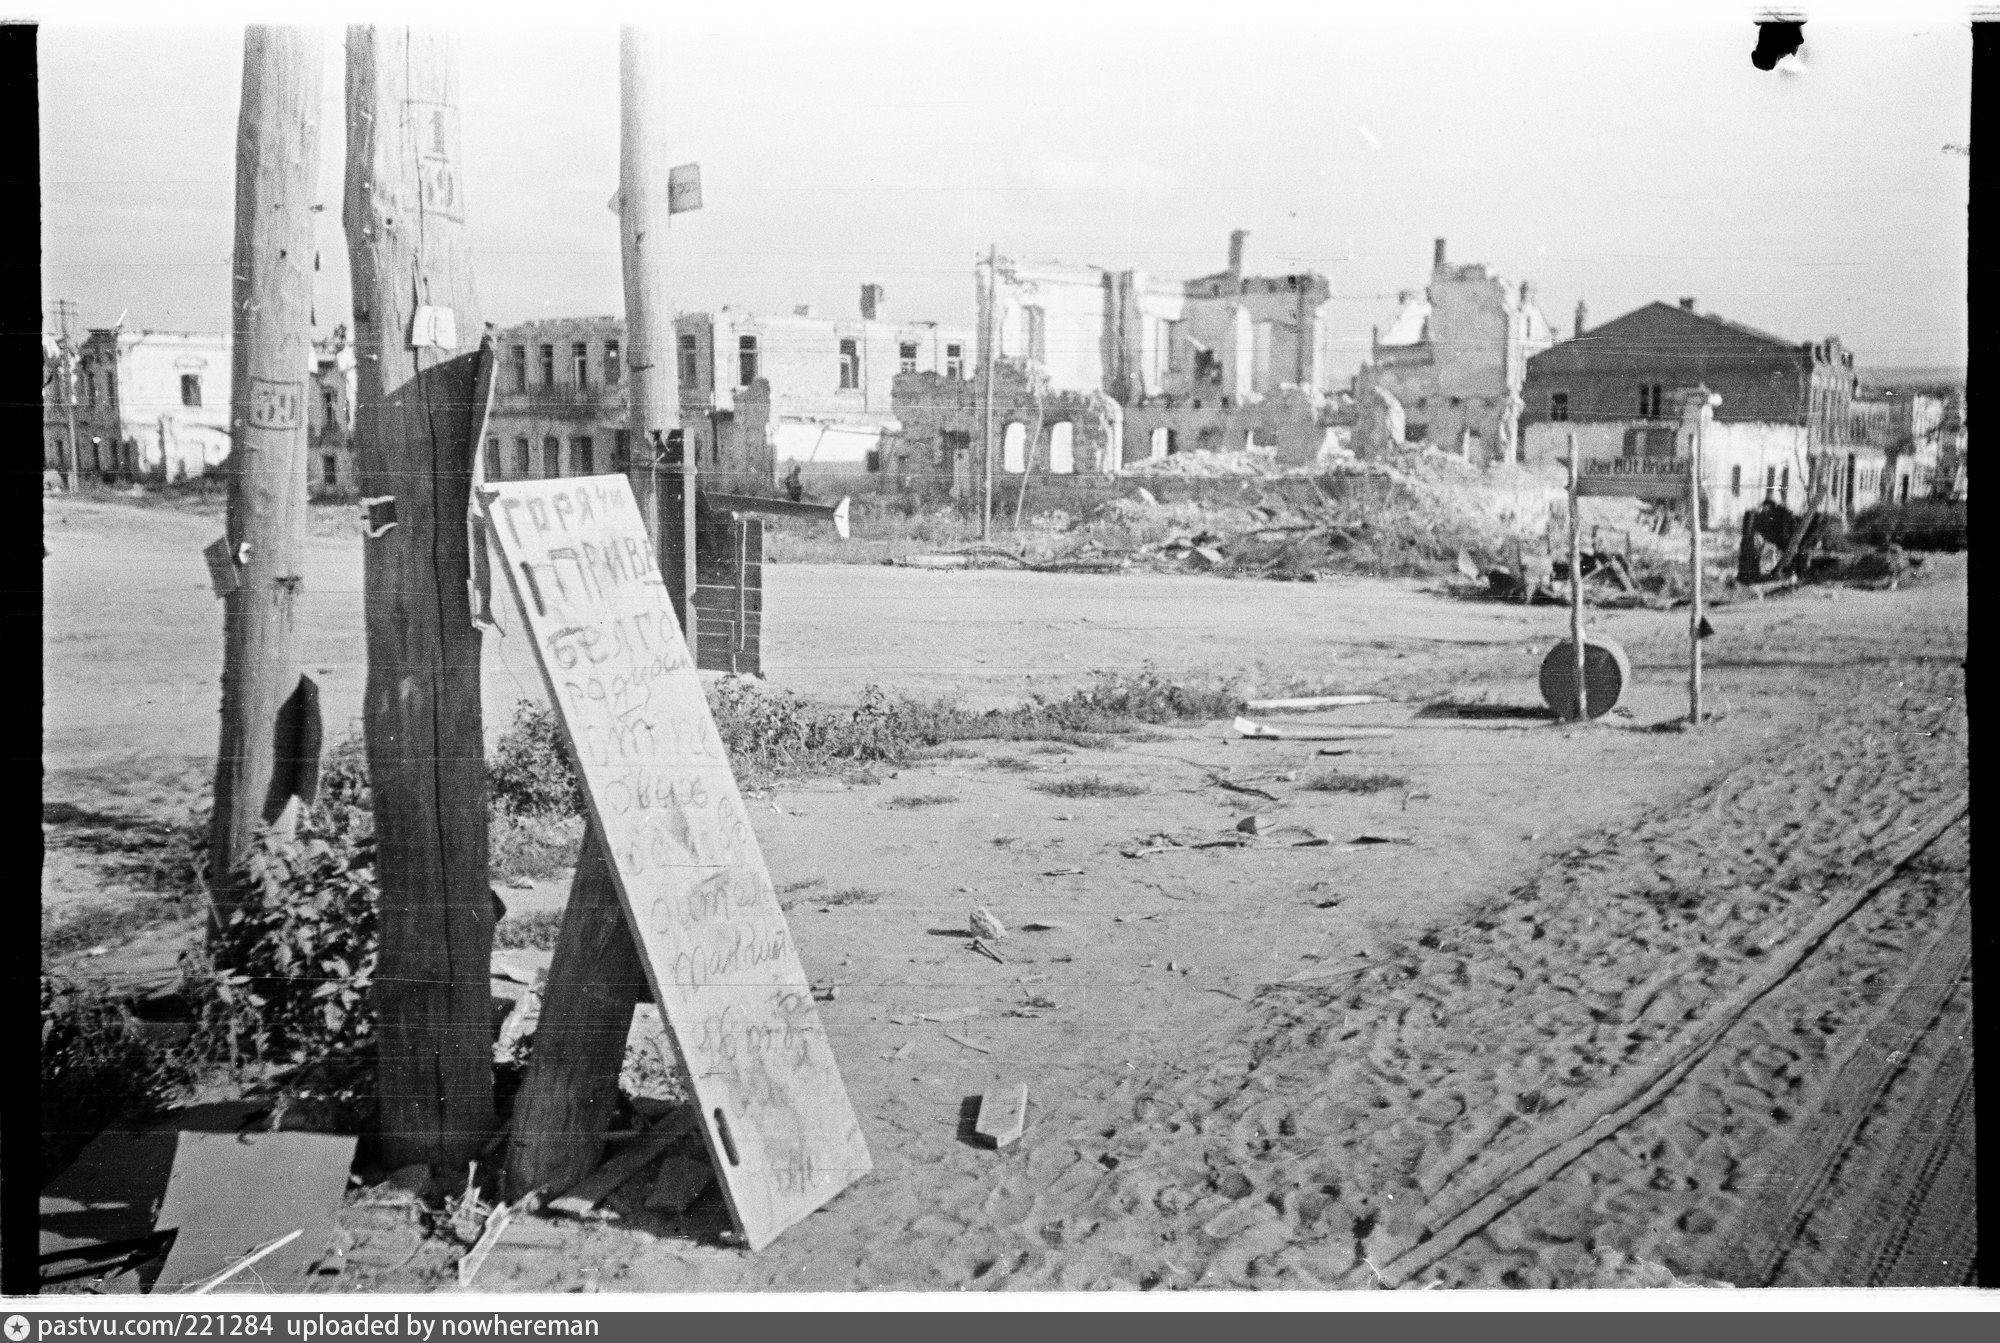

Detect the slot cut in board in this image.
[481,474,871,1250]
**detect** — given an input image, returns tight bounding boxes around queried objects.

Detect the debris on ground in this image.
[973,1084,1028,1149]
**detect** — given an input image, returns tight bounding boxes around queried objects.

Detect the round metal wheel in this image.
[1539,635,1632,720]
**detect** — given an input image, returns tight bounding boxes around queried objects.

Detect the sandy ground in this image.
[41,494,1969,1293]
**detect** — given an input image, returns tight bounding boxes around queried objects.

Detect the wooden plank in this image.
[345,24,495,1170]
[151,1127,356,1293]
[1243,695,1385,712]
[973,1084,1028,1149]
[208,25,323,928]
[1575,477,1689,500]
[546,1134,672,1218]
[1234,717,1394,742]
[483,474,872,1251]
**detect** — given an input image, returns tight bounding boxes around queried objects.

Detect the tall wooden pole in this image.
[209,27,323,940]
[1567,431,1587,722]
[1688,395,1706,726]
[505,25,681,1201]
[344,25,494,1169]
[981,245,997,541]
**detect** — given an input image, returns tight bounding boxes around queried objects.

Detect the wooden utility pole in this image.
[344,25,494,1170]
[982,245,998,542]
[1567,431,1587,722]
[208,26,324,941]
[1687,391,1709,726]
[505,24,679,1201]
[53,299,81,492]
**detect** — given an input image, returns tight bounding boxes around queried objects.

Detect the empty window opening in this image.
[1048,422,1075,474]
[838,338,860,390]
[510,345,528,392]
[738,335,759,387]
[485,437,500,480]
[945,343,964,379]
[1002,422,1027,474]
[180,374,202,407]
[106,370,116,403]
[322,455,339,488]
[613,430,631,472]
[899,341,919,374]
[543,435,561,477]
[1550,391,1569,422]
[679,334,699,387]
[514,437,532,477]
[572,343,589,388]
[1638,383,1664,418]
[538,345,556,387]
[573,436,594,475]
[321,387,338,424]
[603,340,621,386]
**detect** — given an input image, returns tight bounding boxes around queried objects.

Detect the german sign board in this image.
[1575,456,1694,500]
[481,474,870,1250]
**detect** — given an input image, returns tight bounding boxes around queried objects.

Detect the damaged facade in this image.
[1352,238,1554,464]
[308,328,358,497]
[676,290,973,496]
[487,292,973,497]
[66,329,232,482]
[1518,297,1873,526]
[893,232,1345,495]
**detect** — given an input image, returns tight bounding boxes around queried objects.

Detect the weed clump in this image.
[885,794,956,810]
[1302,769,1409,795]
[41,974,192,1182]
[488,701,585,817]
[1031,775,1145,799]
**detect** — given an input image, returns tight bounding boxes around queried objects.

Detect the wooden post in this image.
[208,26,324,939]
[502,825,651,1201]
[1688,397,1706,726]
[1568,431,1587,722]
[504,23,687,1199]
[982,245,997,542]
[344,25,494,1169]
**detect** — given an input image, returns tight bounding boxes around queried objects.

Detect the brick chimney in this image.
[1574,300,1588,340]
[1228,230,1248,280]
[1679,296,1697,311]
[860,283,885,321]
[1433,237,1447,268]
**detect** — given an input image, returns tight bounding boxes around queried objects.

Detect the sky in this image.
[38,2,1973,379]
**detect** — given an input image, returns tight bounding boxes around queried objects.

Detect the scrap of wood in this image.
[546,1135,671,1218]
[455,1203,515,1289]
[1041,867,1085,877]
[645,1156,716,1214]
[184,1231,300,1287]
[883,1040,915,1061]
[1351,832,1417,846]
[943,1031,993,1055]
[973,1084,1028,1149]
[916,1008,980,1022]
[1234,716,1394,742]
[969,937,1007,963]
[1245,695,1387,711]
[1211,775,1281,802]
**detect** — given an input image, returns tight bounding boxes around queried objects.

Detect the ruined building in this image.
[1352,238,1554,465]
[1518,297,1877,525]
[64,328,232,482]
[485,291,973,497]
[890,232,1344,492]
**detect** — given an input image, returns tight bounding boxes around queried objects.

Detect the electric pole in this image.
[344,24,495,1170]
[209,25,324,943]
[505,23,676,1202]
[982,245,997,542]
[54,298,80,492]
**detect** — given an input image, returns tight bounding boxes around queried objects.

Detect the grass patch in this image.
[778,877,826,895]
[42,899,193,959]
[987,756,1041,773]
[42,974,193,1183]
[494,909,565,951]
[1302,769,1409,795]
[780,883,880,911]
[1031,775,1145,799]
[490,810,584,883]
[885,794,956,810]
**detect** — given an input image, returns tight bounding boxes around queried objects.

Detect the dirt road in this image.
[41,495,1968,1292]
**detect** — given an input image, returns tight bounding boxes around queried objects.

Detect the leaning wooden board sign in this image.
[481,473,871,1250]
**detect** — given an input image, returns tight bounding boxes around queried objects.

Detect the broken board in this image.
[973,1085,1028,1149]
[481,475,871,1250]
[151,1124,357,1293]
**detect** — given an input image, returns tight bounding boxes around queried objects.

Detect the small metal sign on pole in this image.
[667,162,702,215]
